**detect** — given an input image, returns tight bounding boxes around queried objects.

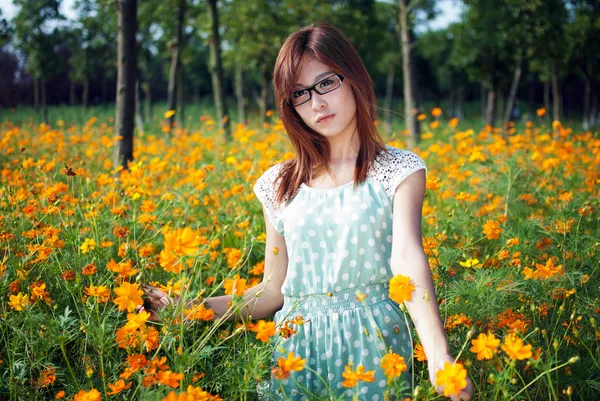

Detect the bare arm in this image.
[390,168,472,400]
[195,204,288,321]
[389,169,450,361]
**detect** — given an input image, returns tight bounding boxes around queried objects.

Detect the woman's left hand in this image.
[427,353,473,400]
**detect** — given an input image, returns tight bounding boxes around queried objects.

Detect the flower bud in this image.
[566,386,573,396]
[466,328,475,340]
[553,340,559,350]
[568,356,579,364]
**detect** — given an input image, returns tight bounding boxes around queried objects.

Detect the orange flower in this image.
[113,282,144,312]
[536,108,546,117]
[431,107,442,117]
[470,332,500,360]
[82,263,97,276]
[501,333,532,360]
[251,320,276,342]
[389,274,415,304]
[341,363,376,388]
[107,379,132,395]
[272,352,306,379]
[436,362,467,397]
[185,303,215,321]
[414,343,427,361]
[449,117,459,128]
[223,274,247,296]
[380,352,407,379]
[157,370,184,388]
[482,219,502,240]
[72,388,102,401]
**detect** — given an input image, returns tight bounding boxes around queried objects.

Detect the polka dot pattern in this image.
[253,145,426,400]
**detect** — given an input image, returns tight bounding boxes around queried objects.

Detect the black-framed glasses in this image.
[287,74,345,107]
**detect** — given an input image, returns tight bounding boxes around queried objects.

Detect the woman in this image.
[141,23,473,401]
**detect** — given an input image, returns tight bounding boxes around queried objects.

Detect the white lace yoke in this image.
[253,145,427,235]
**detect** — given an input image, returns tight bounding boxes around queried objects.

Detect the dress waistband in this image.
[277,282,392,318]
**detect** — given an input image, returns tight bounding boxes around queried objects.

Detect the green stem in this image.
[508,359,572,400]
[60,342,81,391]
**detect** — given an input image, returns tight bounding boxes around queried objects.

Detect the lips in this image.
[317,114,335,123]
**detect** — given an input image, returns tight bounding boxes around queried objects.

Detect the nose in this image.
[310,91,327,111]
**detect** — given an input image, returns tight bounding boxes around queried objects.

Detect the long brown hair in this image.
[271,22,389,206]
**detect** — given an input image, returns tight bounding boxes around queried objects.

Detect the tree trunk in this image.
[113,0,137,172]
[590,95,597,129]
[384,61,395,136]
[457,85,464,120]
[235,63,246,125]
[70,79,76,106]
[259,67,269,124]
[101,75,108,105]
[83,78,89,109]
[528,76,535,119]
[551,64,560,123]
[448,87,454,117]
[480,83,486,124]
[142,81,152,123]
[543,81,550,120]
[135,79,144,134]
[41,78,48,124]
[485,83,496,128]
[504,54,522,130]
[177,62,185,129]
[582,78,590,130]
[408,26,422,120]
[34,78,40,116]
[206,0,230,138]
[399,0,419,147]
[166,0,186,133]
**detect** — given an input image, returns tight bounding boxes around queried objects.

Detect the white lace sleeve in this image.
[373,145,427,201]
[253,163,286,236]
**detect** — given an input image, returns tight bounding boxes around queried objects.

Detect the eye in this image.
[319,78,334,88]
[292,90,306,98]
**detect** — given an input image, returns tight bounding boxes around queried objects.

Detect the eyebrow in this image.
[294,71,334,88]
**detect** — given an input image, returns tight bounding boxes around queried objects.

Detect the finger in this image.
[459,390,472,401]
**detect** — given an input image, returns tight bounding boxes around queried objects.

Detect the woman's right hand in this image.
[137,284,178,322]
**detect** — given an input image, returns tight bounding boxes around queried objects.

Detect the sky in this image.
[0,0,464,30]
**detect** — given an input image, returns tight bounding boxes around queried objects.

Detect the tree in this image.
[113,0,138,172]
[206,0,230,137]
[13,0,64,123]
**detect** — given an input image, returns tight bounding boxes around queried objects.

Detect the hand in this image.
[137,284,179,322]
[428,353,473,401]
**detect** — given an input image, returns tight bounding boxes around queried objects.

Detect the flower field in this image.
[0,111,598,400]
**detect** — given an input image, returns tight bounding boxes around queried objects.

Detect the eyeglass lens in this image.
[291,76,341,106]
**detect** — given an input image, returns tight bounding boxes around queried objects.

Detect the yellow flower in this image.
[164,110,176,118]
[380,352,407,379]
[113,282,144,312]
[470,332,500,360]
[435,361,467,397]
[80,238,96,254]
[389,274,415,304]
[9,292,30,311]
[501,333,532,360]
[459,258,482,269]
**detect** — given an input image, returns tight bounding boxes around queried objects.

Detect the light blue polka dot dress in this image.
[253,145,427,401]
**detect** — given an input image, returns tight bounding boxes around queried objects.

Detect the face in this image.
[291,56,357,140]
